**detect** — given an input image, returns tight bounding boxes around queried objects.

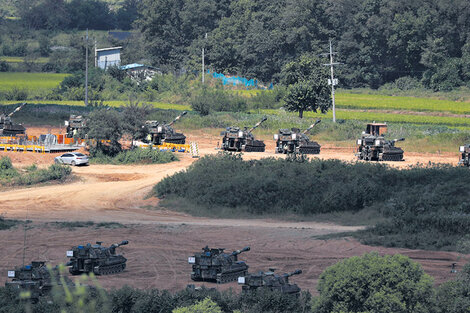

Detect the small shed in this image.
[120,63,160,81]
[95,46,122,69]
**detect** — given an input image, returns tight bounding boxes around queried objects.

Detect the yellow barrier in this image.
[0,144,45,154]
[140,142,191,152]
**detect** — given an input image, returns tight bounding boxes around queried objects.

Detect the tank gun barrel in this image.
[283,269,302,277]
[116,240,128,247]
[302,119,321,135]
[7,102,26,118]
[167,111,187,126]
[232,246,250,256]
[248,117,267,133]
[393,138,405,142]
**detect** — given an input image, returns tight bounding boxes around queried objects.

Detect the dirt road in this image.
[0,128,465,293]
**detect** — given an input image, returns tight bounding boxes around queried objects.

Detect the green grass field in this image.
[0,72,69,92]
[0,56,49,64]
[335,93,470,114]
[0,100,190,111]
[259,109,470,128]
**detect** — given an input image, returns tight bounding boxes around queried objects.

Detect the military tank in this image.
[274,119,321,154]
[66,240,128,275]
[5,261,74,303]
[188,246,250,283]
[459,144,470,167]
[65,115,86,138]
[238,269,302,295]
[0,102,26,136]
[220,117,267,152]
[356,123,405,161]
[143,111,187,145]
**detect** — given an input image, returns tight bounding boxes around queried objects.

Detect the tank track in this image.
[244,145,265,152]
[299,146,320,154]
[381,153,403,161]
[95,263,126,275]
[164,138,186,144]
[216,270,247,284]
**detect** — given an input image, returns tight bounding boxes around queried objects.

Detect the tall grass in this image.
[90,148,178,165]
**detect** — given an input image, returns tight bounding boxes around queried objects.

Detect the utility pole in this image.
[202,33,207,83]
[322,39,341,122]
[85,29,89,106]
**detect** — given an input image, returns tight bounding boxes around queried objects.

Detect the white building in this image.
[95,46,122,69]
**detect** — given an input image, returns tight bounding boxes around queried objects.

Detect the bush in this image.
[191,87,247,115]
[312,253,435,313]
[91,148,178,165]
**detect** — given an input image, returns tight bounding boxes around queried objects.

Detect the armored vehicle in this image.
[356,123,404,161]
[66,240,128,275]
[220,117,267,152]
[274,119,321,154]
[0,103,26,136]
[65,115,86,138]
[143,111,187,145]
[459,144,470,167]
[188,246,250,283]
[5,261,73,303]
[238,269,302,295]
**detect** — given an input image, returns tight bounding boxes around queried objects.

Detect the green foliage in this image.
[435,263,470,313]
[172,297,222,313]
[312,253,435,313]
[84,109,123,157]
[1,157,71,186]
[0,216,20,231]
[190,86,247,116]
[284,80,330,118]
[90,147,177,165]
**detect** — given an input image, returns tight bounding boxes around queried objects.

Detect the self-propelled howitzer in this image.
[356,123,405,161]
[189,246,251,283]
[221,117,267,152]
[0,102,26,136]
[143,111,187,145]
[66,240,128,275]
[238,269,302,295]
[274,119,321,154]
[5,261,74,303]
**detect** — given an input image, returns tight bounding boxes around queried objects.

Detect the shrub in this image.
[312,253,435,313]
[191,87,247,115]
[90,148,178,165]
[173,297,222,313]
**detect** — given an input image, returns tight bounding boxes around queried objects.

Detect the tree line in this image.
[7,0,470,91]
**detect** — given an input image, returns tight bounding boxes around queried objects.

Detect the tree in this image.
[281,55,330,118]
[121,100,152,147]
[172,297,222,313]
[312,252,435,313]
[283,80,330,118]
[83,109,123,157]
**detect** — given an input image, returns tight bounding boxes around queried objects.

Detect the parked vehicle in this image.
[54,152,89,166]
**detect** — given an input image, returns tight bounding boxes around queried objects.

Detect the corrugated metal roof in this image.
[95,46,122,52]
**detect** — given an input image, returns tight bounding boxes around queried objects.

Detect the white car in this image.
[54,152,89,166]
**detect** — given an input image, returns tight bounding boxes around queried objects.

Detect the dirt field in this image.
[0,127,466,294]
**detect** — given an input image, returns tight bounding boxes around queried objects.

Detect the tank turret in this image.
[0,103,26,136]
[65,115,86,138]
[356,123,404,161]
[66,240,128,275]
[5,261,74,303]
[274,119,321,154]
[189,246,251,283]
[221,118,267,152]
[143,111,187,145]
[238,268,302,295]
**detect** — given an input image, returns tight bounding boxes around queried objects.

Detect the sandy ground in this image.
[0,127,465,293]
